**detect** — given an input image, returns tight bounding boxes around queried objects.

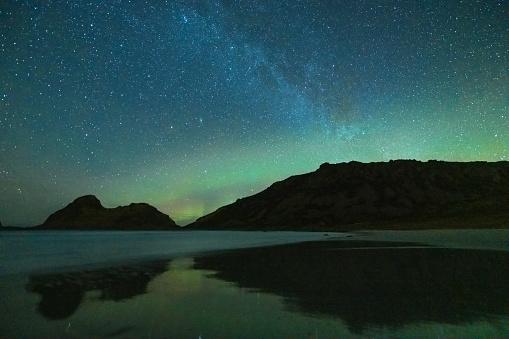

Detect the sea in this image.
[0,230,344,276]
[0,229,508,338]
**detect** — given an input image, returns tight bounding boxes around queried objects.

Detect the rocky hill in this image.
[189,160,509,231]
[34,195,179,230]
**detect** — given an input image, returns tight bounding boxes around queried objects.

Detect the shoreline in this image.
[3,211,508,232]
[1,229,506,277]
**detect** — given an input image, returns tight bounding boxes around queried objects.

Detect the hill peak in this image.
[36,195,179,231]
[71,195,103,209]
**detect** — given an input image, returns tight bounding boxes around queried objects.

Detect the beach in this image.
[1,229,508,338]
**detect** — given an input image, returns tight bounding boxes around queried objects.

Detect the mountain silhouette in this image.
[189,160,509,231]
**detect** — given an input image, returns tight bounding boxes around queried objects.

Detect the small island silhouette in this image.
[33,195,179,231]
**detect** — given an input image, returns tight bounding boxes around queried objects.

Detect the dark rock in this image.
[188,160,509,231]
[27,260,169,319]
[35,195,179,230]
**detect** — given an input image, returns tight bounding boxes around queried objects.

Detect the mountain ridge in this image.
[189,160,509,231]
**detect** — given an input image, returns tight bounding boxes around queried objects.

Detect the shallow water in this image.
[1,230,508,338]
[0,230,344,275]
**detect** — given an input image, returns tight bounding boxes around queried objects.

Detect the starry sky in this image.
[1,0,507,226]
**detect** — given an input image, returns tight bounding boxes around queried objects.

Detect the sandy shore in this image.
[346,228,509,251]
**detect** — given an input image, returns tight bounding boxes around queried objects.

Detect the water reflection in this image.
[26,260,169,319]
[17,239,509,337]
[193,240,509,333]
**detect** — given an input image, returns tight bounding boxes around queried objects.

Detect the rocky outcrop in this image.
[35,195,179,230]
[189,160,509,231]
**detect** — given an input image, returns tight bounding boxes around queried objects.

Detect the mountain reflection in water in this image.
[26,261,169,319]
[193,240,509,333]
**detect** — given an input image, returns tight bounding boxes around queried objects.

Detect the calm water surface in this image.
[0,230,508,338]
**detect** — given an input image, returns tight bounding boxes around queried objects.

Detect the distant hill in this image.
[0,220,23,231]
[33,195,179,230]
[189,160,509,231]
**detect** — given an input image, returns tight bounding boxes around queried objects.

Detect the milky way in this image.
[1,0,507,226]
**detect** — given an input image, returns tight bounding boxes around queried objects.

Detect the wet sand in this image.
[1,229,508,338]
[348,228,509,251]
[194,237,509,333]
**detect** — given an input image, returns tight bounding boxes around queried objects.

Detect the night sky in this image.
[1,1,507,226]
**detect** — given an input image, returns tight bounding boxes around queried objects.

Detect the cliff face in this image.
[36,195,179,230]
[189,160,509,231]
